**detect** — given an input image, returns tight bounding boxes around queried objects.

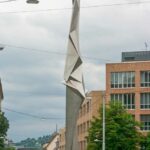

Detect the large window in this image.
[140,115,150,131]
[140,93,150,109]
[111,93,135,109]
[111,72,135,88]
[141,71,150,87]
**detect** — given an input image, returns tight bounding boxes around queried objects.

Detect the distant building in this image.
[106,51,150,132]
[122,51,150,62]
[43,132,59,150]
[17,148,41,150]
[77,91,103,150]
[58,128,65,150]
[4,138,16,149]
[15,145,25,150]
[58,91,104,150]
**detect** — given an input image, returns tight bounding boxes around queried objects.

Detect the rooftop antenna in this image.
[144,42,148,51]
[56,124,58,133]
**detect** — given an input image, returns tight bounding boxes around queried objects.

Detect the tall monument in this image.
[64,0,85,149]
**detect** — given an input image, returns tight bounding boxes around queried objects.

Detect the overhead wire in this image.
[0,0,150,14]
[0,0,16,3]
[3,107,65,120]
[0,0,145,135]
[0,0,145,124]
[0,43,113,62]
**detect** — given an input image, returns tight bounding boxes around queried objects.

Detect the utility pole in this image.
[0,47,4,113]
[56,124,58,133]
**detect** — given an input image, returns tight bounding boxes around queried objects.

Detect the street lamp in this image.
[0,46,4,113]
[102,92,105,150]
[26,0,39,4]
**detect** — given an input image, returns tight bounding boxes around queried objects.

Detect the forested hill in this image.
[15,135,51,147]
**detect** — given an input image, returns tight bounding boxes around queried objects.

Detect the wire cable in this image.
[3,107,65,120]
[0,0,150,14]
[0,43,113,62]
[0,0,16,3]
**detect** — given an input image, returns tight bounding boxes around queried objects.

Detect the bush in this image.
[87,142,99,150]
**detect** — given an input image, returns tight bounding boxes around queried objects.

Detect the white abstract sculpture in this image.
[64,0,85,149]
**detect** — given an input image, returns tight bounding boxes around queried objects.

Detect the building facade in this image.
[43,132,59,150]
[58,91,103,150]
[106,51,150,131]
[59,128,66,150]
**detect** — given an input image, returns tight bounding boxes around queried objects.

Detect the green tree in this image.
[0,112,9,148]
[140,133,150,150]
[4,147,15,150]
[87,102,142,150]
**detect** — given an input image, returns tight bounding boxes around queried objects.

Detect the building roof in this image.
[122,51,150,62]
[43,132,59,150]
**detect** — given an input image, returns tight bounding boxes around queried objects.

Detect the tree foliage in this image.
[15,134,51,148]
[140,133,150,150]
[0,112,9,148]
[87,103,142,150]
[3,147,15,150]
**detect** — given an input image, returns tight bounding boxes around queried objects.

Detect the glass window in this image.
[118,73,122,88]
[140,115,150,131]
[111,73,115,88]
[140,93,150,109]
[111,93,135,109]
[141,71,150,87]
[111,72,135,89]
[127,73,131,87]
[87,101,90,113]
[115,73,118,88]
[123,72,128,88]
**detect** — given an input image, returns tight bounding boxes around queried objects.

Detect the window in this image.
[83,123,86,133]
[140,93,150,109]
[111,93,135,109]
[87,121,90,131]
[141,71,150,87]
[111,72,135,88]
[140,115,150,131]
[87,101,90,113]
[77,125,80,135]
[79,109,82,117]
[83,105,86,115]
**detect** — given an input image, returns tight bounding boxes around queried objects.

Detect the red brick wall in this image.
[106,61,150,122]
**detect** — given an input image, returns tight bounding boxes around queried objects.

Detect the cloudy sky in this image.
[0,0,150,142]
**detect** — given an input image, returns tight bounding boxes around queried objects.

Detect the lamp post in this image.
[102,91,105,150]
[0,46,4,113]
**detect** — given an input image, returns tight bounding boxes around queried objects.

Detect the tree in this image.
[140,133,150,150]
[0,112,9,148]
[87,102,142,150]
[4,147,15,150]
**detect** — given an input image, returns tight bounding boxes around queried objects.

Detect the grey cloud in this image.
[0,0,149,142]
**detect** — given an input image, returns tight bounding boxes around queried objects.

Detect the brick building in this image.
[59,128,66,150]
[77,91,103,150]
[58,91,103,150]
[106,51,150,131]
